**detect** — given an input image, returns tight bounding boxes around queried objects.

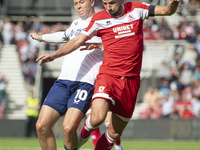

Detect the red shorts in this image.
[92,73,140,122]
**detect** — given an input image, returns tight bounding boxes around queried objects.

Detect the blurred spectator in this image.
[170,52,183,82]
[172,92,193,119]
[139,88,162,119]
[194,34,200,59]
[18,40,29,63]
[175,62,193,90]
[23,16,33,33]
[171,24,180,40]
[162,90,179,118]
[188,0,198,16]
[192,20,200,35]
[25,90,40,137]
[191,96,200,118]
[181,105,194,119]
[170,52,183,69]
[14,21,27,43]
[181,86,193,100]
[0,74,8,111]
[157,61,171,82]
[159,79,171,97]
[2,17,14,44]
[22,59,37,86]
[191,80,200,98]
[182,44,197,69]
[31,17,42,33]
[193,66,200,81]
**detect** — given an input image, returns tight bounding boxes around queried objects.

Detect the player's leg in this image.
[94,75,140,150]
[95,113,128,150]
[91,126,101,146]
[104,111,123,150]
[63,107,84,149]
[78,98,109,149]
[36,105,60,150]
[65,81,95,150]
[86,109,101,147]
[36,80,70,150]
[114,138,123,150]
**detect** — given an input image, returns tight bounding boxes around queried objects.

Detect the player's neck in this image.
[110,5,124,18]
[81,9,95,20]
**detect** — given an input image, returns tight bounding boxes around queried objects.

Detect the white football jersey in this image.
[43,17,104,85]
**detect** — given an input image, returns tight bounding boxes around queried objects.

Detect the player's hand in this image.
[80,43,103,51]
[36,54,55,66]
[31,32,43,42]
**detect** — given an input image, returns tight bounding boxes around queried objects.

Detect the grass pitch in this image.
[0,137,200,150]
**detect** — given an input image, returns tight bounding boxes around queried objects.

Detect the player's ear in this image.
[90,0,95,7]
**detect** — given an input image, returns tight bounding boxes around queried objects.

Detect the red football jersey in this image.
[82,2,150,76]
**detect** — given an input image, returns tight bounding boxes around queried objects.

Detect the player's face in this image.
[102,0,123,17]
[73,0,95,19]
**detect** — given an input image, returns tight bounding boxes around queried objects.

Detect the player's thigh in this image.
[63,107,84,130]
[37,105,60,129]
[108,113,128,138]
[91,98,109,123]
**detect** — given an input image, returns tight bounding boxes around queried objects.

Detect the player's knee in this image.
[36,121,49,134]
[108,131,121,140]
[90,115,105,127]
[63,124,76,136]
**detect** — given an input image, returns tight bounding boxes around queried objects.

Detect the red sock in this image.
[81,122,92,138]
[81,116,97,139]
[95,132,114,150]
[91,127,101,146]
[115,138,121,146]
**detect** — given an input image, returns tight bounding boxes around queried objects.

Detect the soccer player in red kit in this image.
[36,0,181,149]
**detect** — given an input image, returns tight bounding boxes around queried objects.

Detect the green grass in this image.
[0,137,200,150]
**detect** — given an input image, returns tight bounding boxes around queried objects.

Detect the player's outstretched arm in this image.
[36,33,90,66]
[31,32,67,43]
[154,0,180,16]
[31,32,43,42]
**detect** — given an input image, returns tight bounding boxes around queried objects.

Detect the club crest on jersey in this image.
[127,14,135,22]
[98,86,105,93]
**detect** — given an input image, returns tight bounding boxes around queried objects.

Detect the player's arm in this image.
[31,32,67,43]
[153,0,180,16]
[80,43,103,51]
[36,33,90,65]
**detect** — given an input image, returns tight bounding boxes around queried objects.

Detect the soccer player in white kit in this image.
[36,0,180,150]
[31,0,104,150]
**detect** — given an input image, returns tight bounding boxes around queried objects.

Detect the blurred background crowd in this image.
[0,0,200,120]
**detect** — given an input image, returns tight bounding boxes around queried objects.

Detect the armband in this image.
[149,5,156,17]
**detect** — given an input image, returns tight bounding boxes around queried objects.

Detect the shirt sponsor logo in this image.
[113,24,135,38]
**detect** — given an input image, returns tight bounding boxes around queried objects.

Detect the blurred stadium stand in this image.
[1,0,73,22]
[0,45,27,119]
